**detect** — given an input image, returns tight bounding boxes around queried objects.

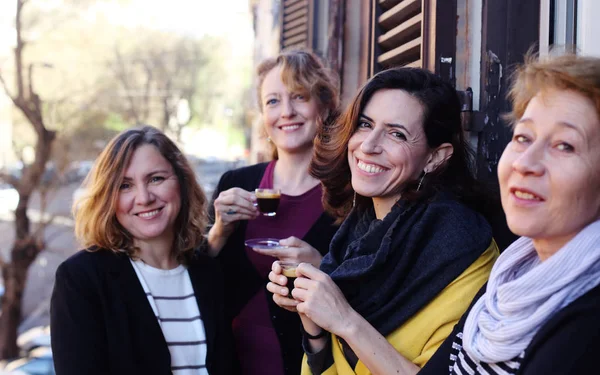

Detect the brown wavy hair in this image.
[74,126,207,264]
[256,48,340,159]
[310,67,492,221]
[507,52,600,124]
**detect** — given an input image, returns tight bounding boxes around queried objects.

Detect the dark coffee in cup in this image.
[280,262,298,298]
[255,189,281,216]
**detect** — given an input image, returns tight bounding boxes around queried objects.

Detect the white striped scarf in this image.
[462,219,600,363]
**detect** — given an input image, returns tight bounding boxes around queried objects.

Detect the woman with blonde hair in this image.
[51,126,234,375]
[417,53,600,375]
[206,48,340,374]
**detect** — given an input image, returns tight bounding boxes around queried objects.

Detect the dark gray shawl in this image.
[320,192,493,337]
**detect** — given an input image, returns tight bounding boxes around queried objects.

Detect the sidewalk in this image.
[0,211,78,332]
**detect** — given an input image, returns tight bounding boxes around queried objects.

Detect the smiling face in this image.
[347,89,433,214]
[116,144,181,246]
[261,65,319,156]
[498,89,600,255]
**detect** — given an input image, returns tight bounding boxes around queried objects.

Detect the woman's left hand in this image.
[252,236,323,267]
[291,263,357,337]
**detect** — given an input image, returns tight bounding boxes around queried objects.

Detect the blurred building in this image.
[248,0,282,164]
[249,0,600,248]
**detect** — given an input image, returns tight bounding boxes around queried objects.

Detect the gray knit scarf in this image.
[462,219,600,363]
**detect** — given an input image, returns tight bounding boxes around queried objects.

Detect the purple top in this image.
[232,160,324,375]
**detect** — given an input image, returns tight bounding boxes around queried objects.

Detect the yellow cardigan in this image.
[301,241,499,375]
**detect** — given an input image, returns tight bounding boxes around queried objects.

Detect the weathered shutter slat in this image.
[377,37,421,66]
[284,15,309,31]
[379,0,421,29]
[378,13,421,49]
[283,24,308,39]
[376,0,423,69]
[281,0,310,50]
[284,0,308,15]
[379,0,403,9]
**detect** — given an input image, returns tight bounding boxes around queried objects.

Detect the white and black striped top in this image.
[131,259,209,375]
[448,332,524,375]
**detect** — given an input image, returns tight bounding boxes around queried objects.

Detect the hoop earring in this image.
[417,171,427,192]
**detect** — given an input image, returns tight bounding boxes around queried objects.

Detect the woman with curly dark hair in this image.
[268,67,499,374]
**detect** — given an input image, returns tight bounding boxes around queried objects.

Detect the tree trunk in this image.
[0,129,54,360]
[0,238,41,359]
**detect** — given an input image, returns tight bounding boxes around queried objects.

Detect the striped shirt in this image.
[449,332,524,375]
[131,259,208,375]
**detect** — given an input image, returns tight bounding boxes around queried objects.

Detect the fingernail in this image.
[281,288,286,294]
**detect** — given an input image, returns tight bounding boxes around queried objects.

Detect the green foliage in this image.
[104,113,129,132]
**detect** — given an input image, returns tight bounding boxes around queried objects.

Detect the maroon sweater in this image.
[232,161,326,375]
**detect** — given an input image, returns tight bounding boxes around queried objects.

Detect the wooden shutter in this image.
[371,0,456,81]
[280,0,313,50]
[376,0,423,68]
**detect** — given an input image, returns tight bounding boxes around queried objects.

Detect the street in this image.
[0,159,238,333]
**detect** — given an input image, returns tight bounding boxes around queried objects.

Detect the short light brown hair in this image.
[256,48,340,159]
[74,126,207,264]
[508,52,600,124]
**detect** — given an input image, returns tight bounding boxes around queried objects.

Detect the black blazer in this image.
[50,249,236,375]
[210,162,339,375]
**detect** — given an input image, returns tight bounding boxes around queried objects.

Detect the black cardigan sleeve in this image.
[516,297,600,375]
[50,261,109,375]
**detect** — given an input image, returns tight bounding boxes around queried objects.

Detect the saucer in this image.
[245,238,288,251]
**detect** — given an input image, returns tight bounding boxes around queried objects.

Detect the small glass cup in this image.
[255,188,281,216]
[279,261,299,298]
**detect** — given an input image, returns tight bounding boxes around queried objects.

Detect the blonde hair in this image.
[74,126,207,264]
[508,52,600,124]
[256,48,340,159]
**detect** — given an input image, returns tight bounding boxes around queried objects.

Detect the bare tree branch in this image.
[112,47,141,124]
[15,0,25,100]
[0,172,19,188]
[0,73,15,101]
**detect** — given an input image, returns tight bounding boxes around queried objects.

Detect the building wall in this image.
[248,0,281,164]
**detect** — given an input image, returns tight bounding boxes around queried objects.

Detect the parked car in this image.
[0,282,4,313]
[0,184,19,213]
[0,347,54,375]
[17,326,50,354]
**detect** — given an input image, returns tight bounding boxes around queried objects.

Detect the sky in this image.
[0,0,254,50]
[92,0,252,38]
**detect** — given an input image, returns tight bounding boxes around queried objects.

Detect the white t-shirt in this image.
[130,259,209,375]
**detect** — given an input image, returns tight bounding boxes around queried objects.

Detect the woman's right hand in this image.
[207,187,259,256]
[267,261,300,313]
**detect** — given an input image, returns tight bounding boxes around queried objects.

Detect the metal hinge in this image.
[457,87,486,132]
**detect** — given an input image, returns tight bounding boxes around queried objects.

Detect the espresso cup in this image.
[279,261,299,298]
[255,188,281,216]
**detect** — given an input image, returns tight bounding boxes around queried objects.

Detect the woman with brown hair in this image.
[206,48,340,374]
[50,126,234,375]
[268,67,499,374]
